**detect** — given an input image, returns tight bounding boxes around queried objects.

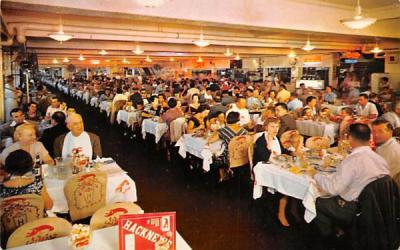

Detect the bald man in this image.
[53,113,102,159]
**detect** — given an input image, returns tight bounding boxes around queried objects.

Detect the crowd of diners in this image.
[1,73,400,247]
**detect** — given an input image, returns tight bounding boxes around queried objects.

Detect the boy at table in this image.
[312,123,389,237]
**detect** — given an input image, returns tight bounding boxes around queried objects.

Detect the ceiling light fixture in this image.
[340,0,376,30]
[234,53,240,60]
[105,59,111,62]
[132,44,144,55]
[193,32,210,48]
[224,48,233,56]
[49,17,73,43]
[170,58,175,62]
[288,50,297,58]
[145,56,152,62]
[197,56,203,63]
[135,0,168,8]
[302,38,315,51]
[78,55,85,61]
[99,50,108,55]
[63,58,70,63]
[91,60,100,65]
[370,41,383,53]
[122,58,129,63]
[52,58,59,64]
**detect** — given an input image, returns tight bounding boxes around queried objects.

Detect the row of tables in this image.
[53,82,342,225]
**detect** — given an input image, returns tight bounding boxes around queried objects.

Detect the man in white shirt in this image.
[355,93,378,121]
[54,113,102,159]
[46,97,63,118]
[226,97,251,127]
[372,120,400,186]
[381,102,400,129]
[313,123,389,237]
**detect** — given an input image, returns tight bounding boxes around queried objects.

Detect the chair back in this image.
[169,117,186,143]
[1,194,45,235]
[352,175,400,250]
[110,100,127,124]
[64,171,107,221]
[305,136,330,150]
[90,202,143,230]
[6,217,72,249]
[228,135,253,168]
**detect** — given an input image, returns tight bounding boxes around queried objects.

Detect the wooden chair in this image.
[6,217,72,249]
[64,171,107,222]
[305,136,330,150]
[90,202,143,230]
[228,135,253,168]
[169,117,186,143]
[110,100,127,125]
[1,194,45,236]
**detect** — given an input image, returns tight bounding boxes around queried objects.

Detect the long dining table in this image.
[117,110,142,128]
[9,225,192,250]
[141,118,168,143]
[44,158,137,214]
[175,134,224,172]
[295,120,338,144]
[253,161,334,223]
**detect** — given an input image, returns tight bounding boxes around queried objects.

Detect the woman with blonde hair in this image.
[1,124,54,166]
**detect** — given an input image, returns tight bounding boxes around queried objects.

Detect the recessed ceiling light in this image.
[302,39,315,51]
[288,50,297,58]
[224,48,233,57]
[99,50,108,55]
[340,0,376,30]
[193,33,210,48]
[133,44,144,55]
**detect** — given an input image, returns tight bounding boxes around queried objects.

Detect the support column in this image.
[0,45,4,122]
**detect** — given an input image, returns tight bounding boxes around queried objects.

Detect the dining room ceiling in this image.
[1,0,400,66]
[311,0,399,9]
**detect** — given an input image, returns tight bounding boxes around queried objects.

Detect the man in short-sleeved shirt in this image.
[355,93,378,120]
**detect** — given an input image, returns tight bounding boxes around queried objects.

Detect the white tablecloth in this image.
[83,92,90,104]
[175,134,224,172]
[90,97,98,107]
[44,161,137,213]
[61,86,69,95]
[253,162,324,223]
[76,90,83,100]
[321,104,349,115]
[99,101,112,116]
[9,225,191,250]
[141,119,168,143]
[296,120,338,144]
[117,110,141,128]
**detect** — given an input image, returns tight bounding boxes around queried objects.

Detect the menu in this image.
[118,212,176,250]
